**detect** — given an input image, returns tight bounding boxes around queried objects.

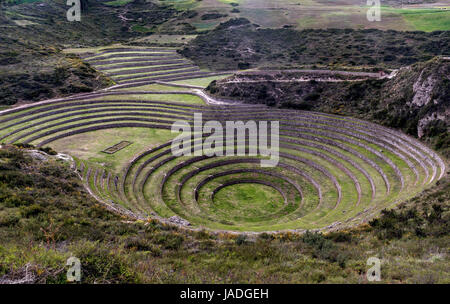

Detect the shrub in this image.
[39,147,57,156]
[73,241,140,283]
[124,237,161,256]
[258,232,274,241]
[155,233,184,250]
[20,204,44,218]
[13,143,35,149]
[235,234,247,245]
[326,231,353,243]
[39,163,67,179]
[2,193,31,207]
[0,211,20,227]
[238,62,250,70]
[301,231,347,266]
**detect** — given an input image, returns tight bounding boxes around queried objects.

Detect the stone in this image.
[169,216,191,226]
[24,150,48,161]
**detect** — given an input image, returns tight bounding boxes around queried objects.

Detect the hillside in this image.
[0,0,183,105]
[180,18,450,70]
[0,145,448,283]
[206,57,450,157]
[2,3,449,106]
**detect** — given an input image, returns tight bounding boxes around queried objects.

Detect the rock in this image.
[169,216,191,226]
[24,150,48,161]
[22,150,74,164]
[56,153,72,162]
[417,110,448,138]
[411,71,435,107]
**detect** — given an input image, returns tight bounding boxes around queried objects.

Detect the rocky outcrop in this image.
[169,216,191,226]
[418,110,449,138]
[410,70,436,107]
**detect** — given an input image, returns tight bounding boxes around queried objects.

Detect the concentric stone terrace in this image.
[79,46,232,89]
[0,47,445,232]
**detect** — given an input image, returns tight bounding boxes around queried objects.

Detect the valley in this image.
[0,0,448,284]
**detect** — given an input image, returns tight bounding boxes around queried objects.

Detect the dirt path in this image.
[220,78,369,84]
[217,68,399,84]
[160,68,401,88]
[239,69,385,78]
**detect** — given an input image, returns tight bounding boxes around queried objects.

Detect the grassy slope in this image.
[0,145,448,283]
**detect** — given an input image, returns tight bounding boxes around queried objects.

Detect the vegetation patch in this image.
[104,0,134,7]
[382,7,450,32]
[181,19,450,70]
[201,12,228,20]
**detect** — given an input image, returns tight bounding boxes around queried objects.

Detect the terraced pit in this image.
[0,46,445,232]
[79,46,233,89]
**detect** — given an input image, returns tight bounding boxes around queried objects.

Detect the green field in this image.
[104,0,134,6]
[159,0,450,31]
[212,183,286,220]
[382,7,450,31]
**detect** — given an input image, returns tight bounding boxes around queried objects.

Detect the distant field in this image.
[2,0,42,4]
[382,7,450,31]
[104,0,134,6]
[159,0,450,31]
[158,0,199,10]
